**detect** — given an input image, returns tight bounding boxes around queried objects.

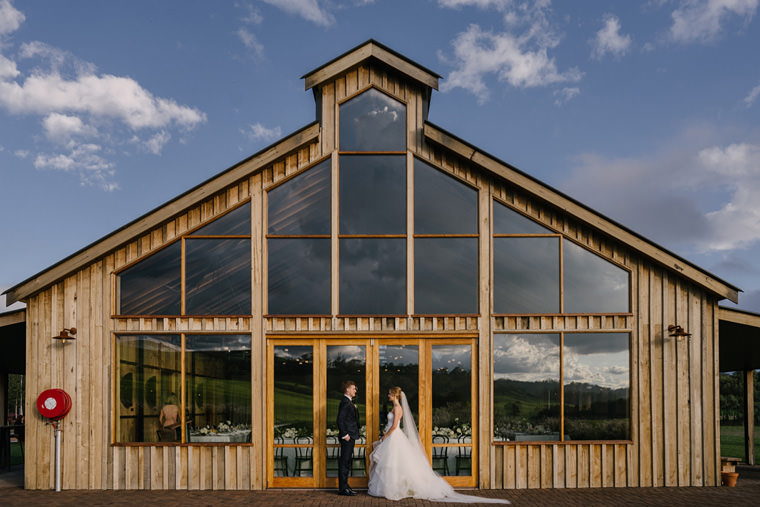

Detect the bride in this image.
[368,386,509,503]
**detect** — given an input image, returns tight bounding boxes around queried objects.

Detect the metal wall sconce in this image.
[667,325,691,340]
[53,327,77,344]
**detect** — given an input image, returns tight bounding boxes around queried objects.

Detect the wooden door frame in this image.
[266,335,478,489]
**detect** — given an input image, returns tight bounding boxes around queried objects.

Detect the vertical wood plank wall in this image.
[22,61,721,489]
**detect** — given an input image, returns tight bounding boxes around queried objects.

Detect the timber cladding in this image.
[20,48,723,490]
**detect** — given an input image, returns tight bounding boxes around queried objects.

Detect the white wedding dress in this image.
[367,393,509,503]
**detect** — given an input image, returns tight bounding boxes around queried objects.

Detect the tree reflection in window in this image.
[339,88,405,152]
[493,332,630,442]
[493,334,561,442]
[563,333,630,440]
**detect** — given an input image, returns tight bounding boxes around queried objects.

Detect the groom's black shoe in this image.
[339,489,357,496]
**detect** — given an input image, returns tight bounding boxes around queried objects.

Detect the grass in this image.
[720,424,760,460]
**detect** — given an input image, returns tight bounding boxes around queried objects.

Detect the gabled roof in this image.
[3,42,742,307]
[302,39,440,91]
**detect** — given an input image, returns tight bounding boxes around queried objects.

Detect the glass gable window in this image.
[340,238,406,314]
[118,243,181,315]
[340,154,406,235]
[563,240,630,313]
[494,332,630,442]
[185,239,250,315]
[117,202,251,316]
[414,158,478,314]
[339,88,406,151]
[493,201,630,314]
[267,159,331,315]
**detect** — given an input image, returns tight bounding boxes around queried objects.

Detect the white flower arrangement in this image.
[191,420,250,435]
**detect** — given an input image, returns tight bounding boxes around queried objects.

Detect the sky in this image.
[1,0,760,315]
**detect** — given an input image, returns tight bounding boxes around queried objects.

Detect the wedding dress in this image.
[367,392,509,503]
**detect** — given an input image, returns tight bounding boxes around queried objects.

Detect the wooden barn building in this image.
[3,40,755,491]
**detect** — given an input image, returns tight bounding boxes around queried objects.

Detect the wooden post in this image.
[745,369,755,465]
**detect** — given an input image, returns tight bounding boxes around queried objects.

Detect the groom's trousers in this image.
[338,437,354,491]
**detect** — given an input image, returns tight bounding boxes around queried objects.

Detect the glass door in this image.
[267,337,476,488]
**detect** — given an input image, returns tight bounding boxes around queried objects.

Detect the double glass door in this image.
[267,337,476,488]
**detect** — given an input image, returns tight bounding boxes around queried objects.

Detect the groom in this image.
[337,380,359,496]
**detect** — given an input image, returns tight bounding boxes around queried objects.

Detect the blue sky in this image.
[1,0,759,313]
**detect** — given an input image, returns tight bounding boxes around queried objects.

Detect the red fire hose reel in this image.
[36,388,72,421]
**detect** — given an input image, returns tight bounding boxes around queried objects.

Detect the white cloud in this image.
[0,0,24,36]
[744,81,760,107]
[34,142,118,191]
[0,53,18,79]
[237,28,264,59]
[13,149,28,158]
[260,0,335,27]
[42,113,97,143]
[441,23,582,103]
[438,0,514,7]
[560,132,760,255]
[242,122,282,143]
[0,72,206,129]
[144,130,171,155]
[697,143,760,250]
[591,14,631,60]
[553,87,579,105]
[670,0,758,44]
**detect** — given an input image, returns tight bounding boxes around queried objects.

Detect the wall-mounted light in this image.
[667,325,691,340]
[53,327,77,344]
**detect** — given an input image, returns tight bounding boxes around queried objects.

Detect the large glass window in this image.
[492,201,630,314]
[116,202,251,316]
[339,88,406,151]
[563,333,630,440]
[340,155,406,235]
[118,243,181,315]
[414,158,478,314]
[267,159,331,315]
[116,333,251,444]
[116,335,182,443]
[493,332,629,442]
[493,334,561,442]
[339,238,406,314]
[186,334,252,442]
[563,240,630,313]
[185,239,250,315]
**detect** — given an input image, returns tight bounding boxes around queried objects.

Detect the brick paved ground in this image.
[1,466,758,506]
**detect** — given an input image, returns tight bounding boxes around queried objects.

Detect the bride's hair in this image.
[389,386,402,401]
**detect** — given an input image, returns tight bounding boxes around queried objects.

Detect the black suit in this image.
[336,395,360,492]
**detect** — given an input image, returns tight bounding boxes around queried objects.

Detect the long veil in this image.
[396,391,510,504]
[400,392,425,455]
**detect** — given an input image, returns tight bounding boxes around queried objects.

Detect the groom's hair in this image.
[342,380,356,392]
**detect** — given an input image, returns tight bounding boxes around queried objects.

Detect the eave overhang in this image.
[719,306,760,371]
[424,121,741,304]
[302,39,440,92]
